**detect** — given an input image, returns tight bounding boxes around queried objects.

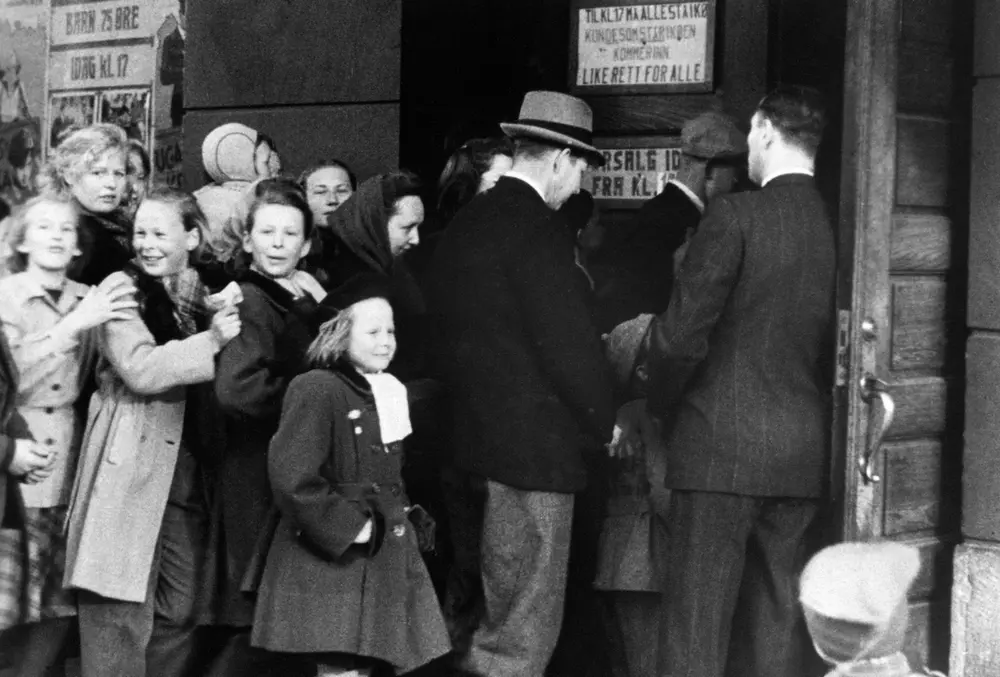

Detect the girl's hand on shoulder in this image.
[8,439,50,478]
[209,305,242,348]
[66,276,138,335]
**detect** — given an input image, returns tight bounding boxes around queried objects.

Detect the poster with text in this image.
[99,88,150,145]
[571,1,715,94]
[584,137,683,209]
[48,92,98,150]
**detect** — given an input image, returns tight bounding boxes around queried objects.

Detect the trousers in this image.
[658,490,820,677]
[462,480,574,677]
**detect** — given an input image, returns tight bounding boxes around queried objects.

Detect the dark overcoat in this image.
[644,174,836,498]
[250,367,450,673]
[428,177,617,494]
[593,182,701,332]
[209,272,319,625]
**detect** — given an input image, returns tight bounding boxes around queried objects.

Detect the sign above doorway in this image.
[569,0,716,95]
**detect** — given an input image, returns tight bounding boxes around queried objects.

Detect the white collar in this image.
[505,171,548,203]
[667,179,705,214]
[761,167,814,187]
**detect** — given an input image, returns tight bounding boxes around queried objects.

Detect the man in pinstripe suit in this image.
[641,86,836,677]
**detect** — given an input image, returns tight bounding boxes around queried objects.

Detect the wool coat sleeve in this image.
[507,216,617,443]
[101,274,219,394]
[215,288,287,418]
[646,197,743,414]
[268,372,373,561]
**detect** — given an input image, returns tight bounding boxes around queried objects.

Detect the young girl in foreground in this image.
[251,275,449,676]
[0,194,135,677]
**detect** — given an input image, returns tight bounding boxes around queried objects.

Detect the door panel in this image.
[837,0,969,669]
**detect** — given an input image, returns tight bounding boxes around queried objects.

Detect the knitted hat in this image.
[201,123,259,184]
[604,314,654,389]
[800,542,920,663]
[323,272,394,314]
[681,111,747,161]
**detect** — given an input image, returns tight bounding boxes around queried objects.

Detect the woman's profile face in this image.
[386,195,424,257]
[478,154,512,194]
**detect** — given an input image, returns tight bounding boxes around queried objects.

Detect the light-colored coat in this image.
[0,273,95,508]
[63,272,219,602]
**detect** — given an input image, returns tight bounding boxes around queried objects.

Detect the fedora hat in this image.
[501,91,605,167]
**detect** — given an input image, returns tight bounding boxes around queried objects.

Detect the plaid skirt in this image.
[0,506,76,630]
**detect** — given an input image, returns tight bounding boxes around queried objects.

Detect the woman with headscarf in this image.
[309,171,426,381]
[193,123,281,245]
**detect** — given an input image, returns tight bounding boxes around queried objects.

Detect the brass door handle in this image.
[859,375,895,484]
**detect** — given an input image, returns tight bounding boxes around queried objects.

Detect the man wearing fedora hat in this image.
[595,110,746,333]
[429,91,618,677]
[634,85,836,677]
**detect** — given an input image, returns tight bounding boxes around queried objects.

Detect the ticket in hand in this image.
[205,281,244,311]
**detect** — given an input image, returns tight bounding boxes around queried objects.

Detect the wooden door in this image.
[834,0,970,671]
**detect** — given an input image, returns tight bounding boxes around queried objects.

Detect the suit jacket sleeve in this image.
[646,197,743,413]
[215,290,287,418]
[507,216,617,442]
[268,374,373,560]
[101,273,219,395]
[0,412,31,472]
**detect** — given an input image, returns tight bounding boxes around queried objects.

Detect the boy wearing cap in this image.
[595,110,746,332]
[800,542,946,676]
[430,91,618,677]
[636,86,837,677]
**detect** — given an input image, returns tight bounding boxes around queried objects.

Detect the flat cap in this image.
[681,111,747,160]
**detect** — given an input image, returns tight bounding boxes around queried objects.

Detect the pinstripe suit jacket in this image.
[645,173,836,498]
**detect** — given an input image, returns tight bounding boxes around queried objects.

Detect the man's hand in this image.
[608,399,656,459]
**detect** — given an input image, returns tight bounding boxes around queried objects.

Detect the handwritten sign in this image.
[51,1,155,46]
[570,1,715,94]
[585,137,682,208]
[48,43,154,90]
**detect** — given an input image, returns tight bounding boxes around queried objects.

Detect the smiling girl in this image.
[250,275,449,677]
[210,178,327,675]
[0,194,136,676]
[63,187,241,677]
[37,124,134,286]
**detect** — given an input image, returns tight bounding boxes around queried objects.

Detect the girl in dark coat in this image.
[251,275,449,676]
[210,178,326,676]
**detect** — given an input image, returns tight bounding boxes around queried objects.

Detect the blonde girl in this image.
[0,194,136,676]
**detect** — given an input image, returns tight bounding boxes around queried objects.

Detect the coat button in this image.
[51,384,61,391]
[140,435,147,443]
[393,524,406,538]
[390,484,401,497]
[354,426,363,435]
[45,407,54,414]
[44,438,55,446]
[371,444,382,454]
[371,482,381,494]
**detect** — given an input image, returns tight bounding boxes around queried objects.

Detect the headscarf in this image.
[327,175,394,275]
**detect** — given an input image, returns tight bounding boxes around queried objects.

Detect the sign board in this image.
[48,42,155,91]
[570,0,715,94]
[585,136,683,209]
[51,1,157,47]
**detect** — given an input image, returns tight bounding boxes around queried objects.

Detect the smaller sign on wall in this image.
[48,42,155,91]
[585,136,682,209]
[51,1,157,47]
[153,126,183,189]
[570,0,715,94]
